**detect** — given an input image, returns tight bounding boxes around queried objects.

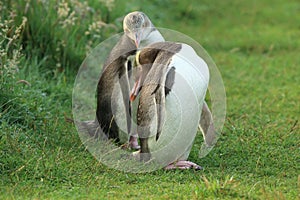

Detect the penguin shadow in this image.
[77,119,144,159]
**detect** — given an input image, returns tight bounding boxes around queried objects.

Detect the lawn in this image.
[0,0,299,199]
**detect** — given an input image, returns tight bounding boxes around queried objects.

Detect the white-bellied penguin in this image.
[95,12,164,149]
[130,41,214,170]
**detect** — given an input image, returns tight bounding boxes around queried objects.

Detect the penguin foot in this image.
[129,135,141,150]
[164,161,203,170]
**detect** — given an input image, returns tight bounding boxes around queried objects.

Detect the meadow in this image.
[0,0,299,199]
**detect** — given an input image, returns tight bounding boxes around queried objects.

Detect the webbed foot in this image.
[129,135,141,150]
[164,161,203,170]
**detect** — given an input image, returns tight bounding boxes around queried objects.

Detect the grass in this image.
[1,0,299,199]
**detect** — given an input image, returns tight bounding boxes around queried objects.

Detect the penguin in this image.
[130,41,213,170]
[95,12,164,148]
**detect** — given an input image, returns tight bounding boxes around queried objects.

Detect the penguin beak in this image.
[134,32,141,48]
[130,75,141,102]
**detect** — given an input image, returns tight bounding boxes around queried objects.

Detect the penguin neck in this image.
[139,29,165,48]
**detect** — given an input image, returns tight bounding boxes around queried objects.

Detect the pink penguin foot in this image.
[164,161,203,170]
[129,135,140,150]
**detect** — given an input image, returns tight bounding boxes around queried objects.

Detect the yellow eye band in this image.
[135,50,141,66]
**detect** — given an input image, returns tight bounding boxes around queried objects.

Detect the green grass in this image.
[1,0,299,199]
